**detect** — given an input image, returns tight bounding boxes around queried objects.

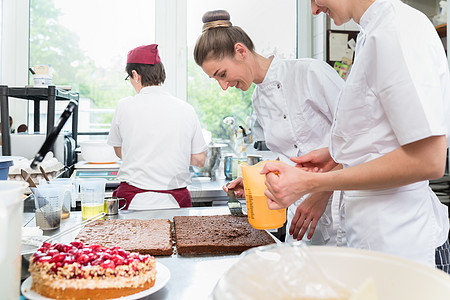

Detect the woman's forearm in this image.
[314,135,447,193]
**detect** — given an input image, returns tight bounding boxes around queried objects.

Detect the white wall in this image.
[329,19,359,31]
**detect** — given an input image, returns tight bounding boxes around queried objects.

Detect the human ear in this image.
[131,70,140,82]
[234,43,248,59]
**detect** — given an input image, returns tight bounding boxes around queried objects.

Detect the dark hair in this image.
[194,10,255,67]
[126,63,166,86]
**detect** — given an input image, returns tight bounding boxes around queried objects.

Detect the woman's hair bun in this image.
[202,10,230,24]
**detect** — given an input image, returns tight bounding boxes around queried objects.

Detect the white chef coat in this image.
[253,56,344,244]
[330,0,450,267]
[107,86,207,190]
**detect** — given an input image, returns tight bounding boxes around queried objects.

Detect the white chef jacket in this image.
[107,86,207,190]
[330,0,450,267]
[253,56,344,244]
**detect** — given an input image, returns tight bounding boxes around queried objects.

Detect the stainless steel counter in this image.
[22,207,244,299]
[188,177,229,205]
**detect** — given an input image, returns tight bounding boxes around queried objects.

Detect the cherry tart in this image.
[28,242,157,300]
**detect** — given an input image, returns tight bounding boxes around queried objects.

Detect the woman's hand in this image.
[291,147,337,172]
[261,162,314,209]
[223,176,245,198]
[289,191,332,240]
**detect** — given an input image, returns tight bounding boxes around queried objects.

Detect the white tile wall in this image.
[330,19,359,31]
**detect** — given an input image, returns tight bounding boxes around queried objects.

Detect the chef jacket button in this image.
[283,115,287,119]
[277,83,281,89]
[294,144,298,149]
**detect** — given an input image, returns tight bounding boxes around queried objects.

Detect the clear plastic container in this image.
[50,178,76,219]
[31,184,64,230]
[75,178,106,219]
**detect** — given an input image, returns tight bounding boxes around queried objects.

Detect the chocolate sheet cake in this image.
[76,219,173,256]
[173,215,275,255]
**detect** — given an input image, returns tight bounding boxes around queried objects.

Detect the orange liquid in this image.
[245,194,286,229]
[61,211,70,219]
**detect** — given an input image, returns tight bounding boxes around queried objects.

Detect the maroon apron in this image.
[112,182,192,209]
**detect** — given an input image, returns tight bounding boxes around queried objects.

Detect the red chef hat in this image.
[127,44,161,65]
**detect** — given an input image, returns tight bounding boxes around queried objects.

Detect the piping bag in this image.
[30,99,78,169]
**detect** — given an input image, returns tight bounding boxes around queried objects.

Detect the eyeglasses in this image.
[125,74,130,81]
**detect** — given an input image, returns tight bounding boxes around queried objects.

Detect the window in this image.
[186,0,297,142]
[29,0,155,141]
[26,0,297,144]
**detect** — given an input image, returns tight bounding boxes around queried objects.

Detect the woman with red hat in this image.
[107,44,207,209]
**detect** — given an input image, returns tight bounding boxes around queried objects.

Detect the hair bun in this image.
[202,10,230,24]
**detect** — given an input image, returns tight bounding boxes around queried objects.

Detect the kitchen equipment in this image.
[76,178,107,219]
[31,99,78,169]
[45,212,105,243]
[104,197,127,215]
[226,183,245,217]
[39,165,50,182]
[0,157,13,180]
[240,161,286,230]
[193,144,222,180]
[232,156,246,180]
[0,181,27,300]
[223,154,235,180]
[247,154,262,166]
[79,141,119,163]
[213,244,450,300]
[31,185,64,230]
[50,178,76,218]
[72,161,120,188]
[21,169,37,188]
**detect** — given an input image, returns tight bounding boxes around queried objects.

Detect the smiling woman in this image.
[187,0,297,140]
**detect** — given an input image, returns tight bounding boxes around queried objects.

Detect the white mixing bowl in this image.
[213,245,450,300]
[79,141,119,163]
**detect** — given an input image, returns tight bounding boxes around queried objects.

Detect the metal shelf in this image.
[0,85,79,156]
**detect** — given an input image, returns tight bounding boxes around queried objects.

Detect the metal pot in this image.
[247,154,262,166]
[195,145,222,180]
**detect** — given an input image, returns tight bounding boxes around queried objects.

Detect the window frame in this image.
[1,0,311,135]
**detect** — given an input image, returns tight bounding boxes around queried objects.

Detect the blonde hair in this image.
[202,20,232,33]
[194,10,255,66]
